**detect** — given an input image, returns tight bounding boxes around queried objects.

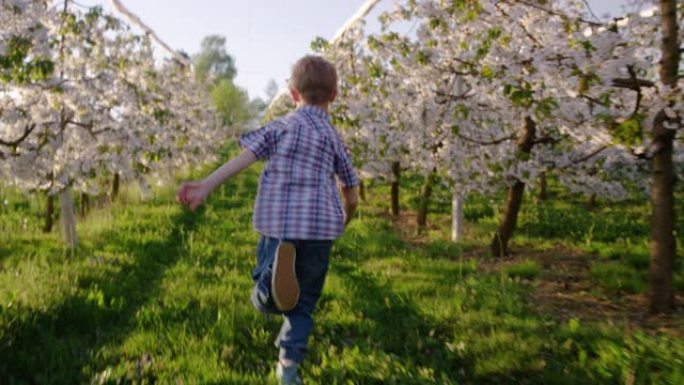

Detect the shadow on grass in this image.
[316,219,602,384]
[321,259,606,385]
[0,236,64,265]
[339,262,463,379]
[0,205,202,384]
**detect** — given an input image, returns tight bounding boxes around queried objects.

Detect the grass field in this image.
[1,157,683,384]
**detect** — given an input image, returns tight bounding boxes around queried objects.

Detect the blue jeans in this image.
[250,235,332,363]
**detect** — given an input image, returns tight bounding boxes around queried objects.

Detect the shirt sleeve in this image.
[239,121,280,160]
[333,134,360,188]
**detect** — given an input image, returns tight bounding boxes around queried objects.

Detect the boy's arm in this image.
[342,185,359,227]
[177,149,257,211]
[331,132,360,227]
[203,149,257,192]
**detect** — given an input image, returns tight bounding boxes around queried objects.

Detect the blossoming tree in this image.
[1,0,222,248]
[322,0,681,313]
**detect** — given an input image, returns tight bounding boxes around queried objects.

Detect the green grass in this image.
[374,172,684,297]
[1,165,683,384]
[590,262,647,294]
[504,260,541,280]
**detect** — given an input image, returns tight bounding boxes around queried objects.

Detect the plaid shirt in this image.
[239,105,359,240]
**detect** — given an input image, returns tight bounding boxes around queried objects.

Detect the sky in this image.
[80,0,633,100]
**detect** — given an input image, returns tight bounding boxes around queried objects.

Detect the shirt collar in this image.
[298,105,330,120]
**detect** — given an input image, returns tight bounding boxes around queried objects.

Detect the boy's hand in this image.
[341,186,359,228]
[343,213,353,228]
[177,181,210,212]
[175,149,258,212]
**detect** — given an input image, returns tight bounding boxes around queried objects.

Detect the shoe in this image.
[276,362,302,385]
[272,242,299,311]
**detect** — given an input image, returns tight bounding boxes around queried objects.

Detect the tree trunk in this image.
[79,192,90,217]
[539,172,548,201]
[44,193,55,233]
[111,173,120,200]
[649,111,676,314]
[416,173,434,230]
[491,116,536,257]
[391,162,400,216]
[359,180,366,201]
[587,194,598,210]
[451,75,467,243]
[648,0,679,315]
[60,189,78,249]
[491,181,526,257]
[451,188,465,242]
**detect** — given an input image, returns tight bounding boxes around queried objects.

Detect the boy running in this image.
[177,55,359,384]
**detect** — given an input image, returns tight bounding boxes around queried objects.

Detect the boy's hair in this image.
[290,55,338,105]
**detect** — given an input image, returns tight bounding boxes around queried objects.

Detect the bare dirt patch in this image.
[383,209,684,338]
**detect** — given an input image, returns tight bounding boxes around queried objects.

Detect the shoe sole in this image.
[272,242,299,311]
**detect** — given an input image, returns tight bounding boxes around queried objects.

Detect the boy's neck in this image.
[297,102,329,113]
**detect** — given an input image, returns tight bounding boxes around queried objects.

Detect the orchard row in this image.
[1,1,223,245]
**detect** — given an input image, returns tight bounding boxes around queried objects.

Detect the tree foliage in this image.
[193,35,251,129]
[193,35,237,84]
[0,1,223,194]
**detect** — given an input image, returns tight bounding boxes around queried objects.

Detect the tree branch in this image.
[495,3,542,48]
[533,136,563,145]
[456,132,517,146]
[65,119,112,137]
[0,124,37,147]
[543,144,610,170]
[626,66,643,119]
[508,0,603,27]
[611,78,656,90]
[580,93,610,107]
[571,145,608,164]
[110,0,191,67]
[581,0,602,23]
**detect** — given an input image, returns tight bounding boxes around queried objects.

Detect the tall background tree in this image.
[264,79,279,103]
[193,35,250,130]
[193,35,236,84]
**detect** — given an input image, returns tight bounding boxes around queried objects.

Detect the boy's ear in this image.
[329,89,337,102]
[290,88,301,104]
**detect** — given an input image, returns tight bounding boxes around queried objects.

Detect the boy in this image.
[177,55,359,385]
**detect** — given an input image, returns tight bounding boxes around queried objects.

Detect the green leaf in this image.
[310,36,329,52]
[481,65,494,80]
[612,116,644,146]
